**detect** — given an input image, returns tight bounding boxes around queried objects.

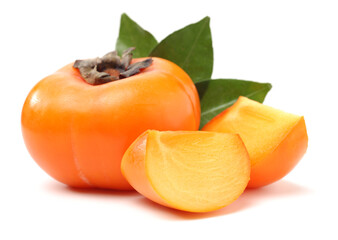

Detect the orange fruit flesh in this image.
[121,130,250,213]
[202,96,308,188]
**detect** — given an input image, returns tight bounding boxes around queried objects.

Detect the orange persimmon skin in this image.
[21,57,200,190]
[202,97,308,188]
[121,131,169,207]
[247,117,307,188]
[121,130,251,212]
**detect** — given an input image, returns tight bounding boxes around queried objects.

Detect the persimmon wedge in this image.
[202,96,308,188]
[121,130,250,213]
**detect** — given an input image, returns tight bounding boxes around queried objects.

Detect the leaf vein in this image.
[201,86,270,117]
[181,19,208,69]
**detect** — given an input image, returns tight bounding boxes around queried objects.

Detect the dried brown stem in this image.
[73,47,153,85]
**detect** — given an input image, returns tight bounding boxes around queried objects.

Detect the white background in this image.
[1,0,337,239]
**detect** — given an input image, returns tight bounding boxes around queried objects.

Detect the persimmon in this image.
[121,130,251,212]
[202,96,308,188]
[21,48,200,190]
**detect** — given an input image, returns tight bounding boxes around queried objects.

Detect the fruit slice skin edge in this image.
[248,116,307,188]
[202,96,308,188]
[121,130,251,213]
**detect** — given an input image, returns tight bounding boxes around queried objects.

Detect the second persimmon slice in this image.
[202,96,308,188]
[121,130,250,213]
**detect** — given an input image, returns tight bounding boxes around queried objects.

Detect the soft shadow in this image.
[42,180,312,220]
[243,180,312,203]
[43,181,139,199]
[132,180,313,220]
[134,192,252,221]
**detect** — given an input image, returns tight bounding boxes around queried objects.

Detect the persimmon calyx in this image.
[73,47,153,85]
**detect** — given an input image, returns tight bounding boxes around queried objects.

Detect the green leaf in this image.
[196,79,272,129]
[150,17,213,83]
[116,13,158,58]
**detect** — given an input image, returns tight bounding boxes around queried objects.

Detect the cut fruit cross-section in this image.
[202,96,308,188]
[121,130,250,213]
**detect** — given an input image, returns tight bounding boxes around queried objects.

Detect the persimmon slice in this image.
[121,130,250,213]
[202,96,308,188]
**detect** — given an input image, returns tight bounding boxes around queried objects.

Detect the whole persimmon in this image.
[21,48,200,190]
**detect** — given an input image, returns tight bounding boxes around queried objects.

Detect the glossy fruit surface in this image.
[22,57,200,190]
[122,130,250,212]
[202,96,308,188]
